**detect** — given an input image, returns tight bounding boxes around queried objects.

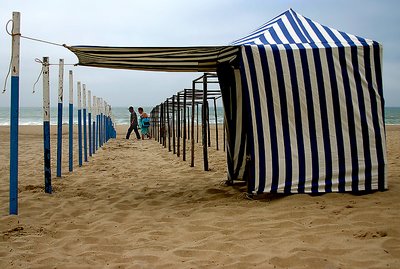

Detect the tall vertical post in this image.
[202,75,209,171]
[163,102,167,147]
[167,99,171,152]
[77,82,82,167]
[177,93,180,157]
[172,96,176,154]
[43,57,52,193]
[95,97,99,150]
[214,97,219,151]
[99,98,103,147]
[9,12,20,214]
[183,89,187,161]
[88,90,92,157]
[187,106,190,140]
[82,84,88,162]
[207,101,211,147]
[92,95,96,154]
[223,116,226,152]
[191,84,195,167]
[103,101,107,143]
[56,59,64,177]
[160,103,163,145]
[196,103,199,144]
[68,70,73,172]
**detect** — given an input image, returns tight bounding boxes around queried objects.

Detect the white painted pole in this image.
[92,95,96,154]
[68,70,73,172]
[9,11,20,214]
[88,90,92,157]
[82,84,88,162]
[95,96,99,150]
[43,57,52,193]
[56,59,64,177]
[104,100,107,142]
[77,81,82,166]
[98,98,104,147]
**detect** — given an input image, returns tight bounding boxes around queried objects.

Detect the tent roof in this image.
[231,9,375,46]
[67,9,377,71]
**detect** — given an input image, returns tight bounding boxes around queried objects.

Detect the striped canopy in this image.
[68,9,386,194]
[67,45,238,72]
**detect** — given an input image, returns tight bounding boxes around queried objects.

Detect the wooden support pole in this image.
[68,70,73,172]
[167,99,171,152]
[187,106,190,140]
[172,96,176,154]
[183,89,187,161]
[196,103,199,144]
[223,115,226,152]
[202,76,209,171]
[207,101,211,148]
[160,103,163,145]
[43,57,52,193]
[214,97,219,151]
[82,84,88,162]
[163,102,167,148]
[92,95,96,154]
[56,59,64,177]
[191,84,195,167]
[177,93,180,157]
[88,90,92,157]
[77,82,82,166]
[9,11,20,214]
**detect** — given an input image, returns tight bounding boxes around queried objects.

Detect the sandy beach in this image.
[0,124,399,268]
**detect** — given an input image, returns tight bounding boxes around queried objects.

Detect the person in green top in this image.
[126,106,140,139]
[138,107,151,140]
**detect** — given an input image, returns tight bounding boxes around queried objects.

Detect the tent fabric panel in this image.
[240,43,386,194]
[68,46,239,72]
[217,64,247,183]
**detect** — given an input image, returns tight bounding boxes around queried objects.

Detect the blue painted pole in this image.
[83,84,88,162]
[96,97,99,150]
[88,90,92,157]
[9,11,20,215]
[77,82,82,167]
[56,59,64,177]
[105,103,108,142]
[104,101,107,143]
[100,98,103,147]
[92,95,96,154]
[43,57,52,194]
[68,70,73,172]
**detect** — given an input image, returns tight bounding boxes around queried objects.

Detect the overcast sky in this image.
[1,0,399,108]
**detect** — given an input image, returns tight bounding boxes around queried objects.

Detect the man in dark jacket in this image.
[126,106,141,139]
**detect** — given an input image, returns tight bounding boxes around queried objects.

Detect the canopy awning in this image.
[67,45,239,72]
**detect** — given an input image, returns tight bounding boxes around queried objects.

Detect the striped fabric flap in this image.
[67,46,239,72]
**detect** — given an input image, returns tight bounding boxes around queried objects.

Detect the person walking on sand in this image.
[126,106,141,140]
[138,107,151,140]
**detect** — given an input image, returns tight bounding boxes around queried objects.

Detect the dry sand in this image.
[0,124,399,268]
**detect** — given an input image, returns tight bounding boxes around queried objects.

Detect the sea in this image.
[0,107,399,126]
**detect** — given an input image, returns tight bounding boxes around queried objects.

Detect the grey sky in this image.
[1,0,399,108]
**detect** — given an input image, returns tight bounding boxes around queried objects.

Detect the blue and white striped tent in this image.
[68,9,386,194]
[223,9,386,193]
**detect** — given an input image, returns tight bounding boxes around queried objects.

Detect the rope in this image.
[3,20,14,93]
[6,18,66,47]
[32,59,44,94]
[4,19,78,93]
[2,49,12,94]
[21,35,66,48]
